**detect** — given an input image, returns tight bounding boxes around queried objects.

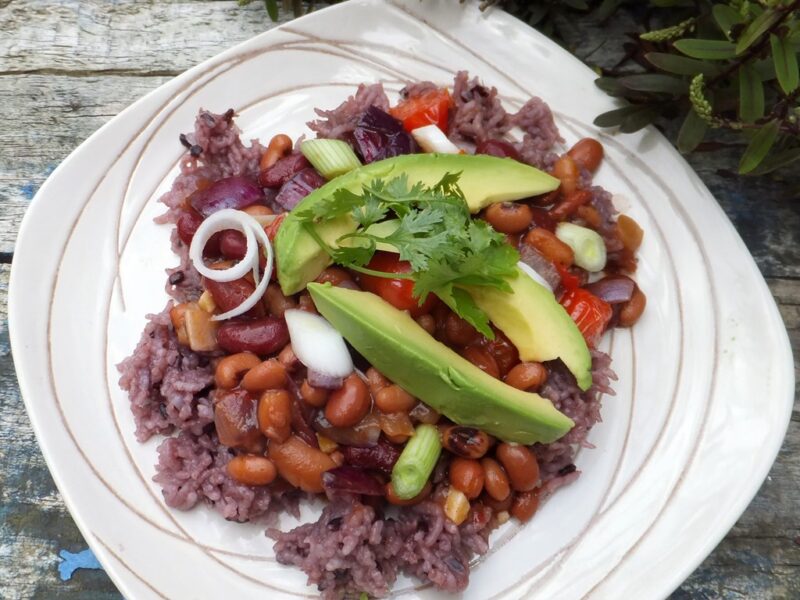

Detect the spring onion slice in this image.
[391,424,442,499]
[411,124,461,154]
[517,261,554,293]
[188,208,274,321]
[284,309,354,377]
[555,222,608,272]
[301,139,362,179]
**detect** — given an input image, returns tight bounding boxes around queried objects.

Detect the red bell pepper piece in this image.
[560,287,612,348]
[555,263,581,292]
[389,88,453,133]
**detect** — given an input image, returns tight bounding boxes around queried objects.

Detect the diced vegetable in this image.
[358,252,439,317]
[183,305,220,352]
[391,424,442,499]
[389,88,453,132]
[301,139,362,179]
[411,124,461,154]
[352,106,417,163]
[555,222,607,272]
[444,487,471,525]
[559,287,612,348]
[284,309,354,378]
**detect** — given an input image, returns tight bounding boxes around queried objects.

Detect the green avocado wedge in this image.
[466,267,593,390]
[307,283,574,444]
[276,154,559,295]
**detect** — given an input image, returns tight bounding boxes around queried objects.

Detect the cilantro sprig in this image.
[295,173,519,338]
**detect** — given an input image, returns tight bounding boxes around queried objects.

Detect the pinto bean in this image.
[216,317,289,355]
[325,374,371,428]
[483,202,533,234]
[440,425,491,459]
[227,455,277,486]
[567,138,604,172]
[257,389,292,442]
[259,134,293,171]
[481,457,511,501]
[552,154,580,196]
[269,435,336,493]
[496,443,540,492]
[619,286,647,327]
[511,490,541,523]
[300,379,329,408]
[374,385,416,413]
[504,362,548,391]
[241,359,287,392]
[449,458,484,499]
[215,352,261,389]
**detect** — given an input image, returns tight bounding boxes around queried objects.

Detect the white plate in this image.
[9,1,794,598]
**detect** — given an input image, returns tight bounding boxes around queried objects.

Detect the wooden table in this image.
[1,2,797,598]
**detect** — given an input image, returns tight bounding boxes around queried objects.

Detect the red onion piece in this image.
[313,411,381,447]
[307,369,344,390]
[275,168,326,210]
[519,244,560,290]
[259,152,311,188]
[322,466,384,496]
[585,275,635,304]
[475,139,520,161]
[341,437,402,473]
[189,176,264,217]
[285,376,320,448]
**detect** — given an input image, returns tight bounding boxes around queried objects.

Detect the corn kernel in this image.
[198,290,217,314]
[496,510,511,525]
[444,487,470,525]
[316,434,338,454]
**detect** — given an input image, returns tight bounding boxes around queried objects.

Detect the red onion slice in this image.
[322,466,384,496]
[307,369,344,390]
[284,309,354,378]
[585,275,636,304]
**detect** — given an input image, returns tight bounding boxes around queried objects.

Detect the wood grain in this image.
[1,1,798,599]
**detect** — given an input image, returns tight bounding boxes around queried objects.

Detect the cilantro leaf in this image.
[434,285,494,339]
[294,188,363,222]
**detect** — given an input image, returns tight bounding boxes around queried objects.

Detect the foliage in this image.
[241,0,800,176]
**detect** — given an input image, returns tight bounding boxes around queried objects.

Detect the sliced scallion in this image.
[555,222,608,272]
[391,424,442,499]
[301,139,362,179]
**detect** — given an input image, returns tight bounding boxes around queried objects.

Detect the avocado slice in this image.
[276,154,559,295]
[307,283,574,444]
[466,267,593,390]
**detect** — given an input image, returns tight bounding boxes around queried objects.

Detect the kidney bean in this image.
[227,455,277,486]
[462,346,500,379]
[265,283,298,317]
[315,267,354,287]
[219,229,248,260]
[567,138,604,172]
[259,152,311,188]
[325,373,371,428]
[217,317,289,355]
[440,425,491,459]
[214,389,262,452]
[619,286,647,327]
[552,155,580,196]
[445,312,481,347]
[548,189,593,221]
[475,139,521,161]
[176,209,204,246]
[496,443,540,492]
[529,207,557,232]
[341,437,402,473]
[269,435,336,493]
[481,457,511,501]
[478,329,519,377]
[203,277,266,318]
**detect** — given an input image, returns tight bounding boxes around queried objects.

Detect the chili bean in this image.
[548,190,593,221]
[241,359,287,392]
[481,457,511,501]
[445,312,480,347]
[218,229,248,260]
[567,138,604,172]
[616,214,644,252]
[483,202,533,234]
[496,443,540,492]
[300,379,329,408]
[415,314,436,336]
[510,490,541,523]
[475,139,521,160]
[479,330,519,377]
[269,435,336,493]
[216,317,290,356]
[257,389,292,442]
[325,373,371,428]
[259,133,293,171]
[552,154,580,196]
[227,455,277,486]
[374,384,416,413]
[504,362,548,391]
[462,346,500,379]
[577,205,601,228]
[440,425,491,459]
[619,286,647,327]
[176,209,204,246]
[385,480,432,506]
[365,367,390,395]
[278,344,300,372]
[315,267,354,287]
[530,206,557,231]
[523,228,574,267]
[215,352,261,389]
[449,458,484,499]
[265,283,297,317]
[203,277,265,317]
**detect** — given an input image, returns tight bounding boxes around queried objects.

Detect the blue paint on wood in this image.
[58,548,103,581]
[20,183,36,200]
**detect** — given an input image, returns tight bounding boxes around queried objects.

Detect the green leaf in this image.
[748,147,800,175]
[677,108,708,153]
[265,0,279,21]
[618,105,661,133]
[616,74,688,95]
[739,120,780,174]
[673,39,737,59]
[592,0,625,22]
[594,77,628,97]
[712,4,743,40]
[736,8,782,55]
[561,0,589,9]
[771,33,800,94]
[593,105,644,128]
[645,52,721,75]
[738,64,764,123]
